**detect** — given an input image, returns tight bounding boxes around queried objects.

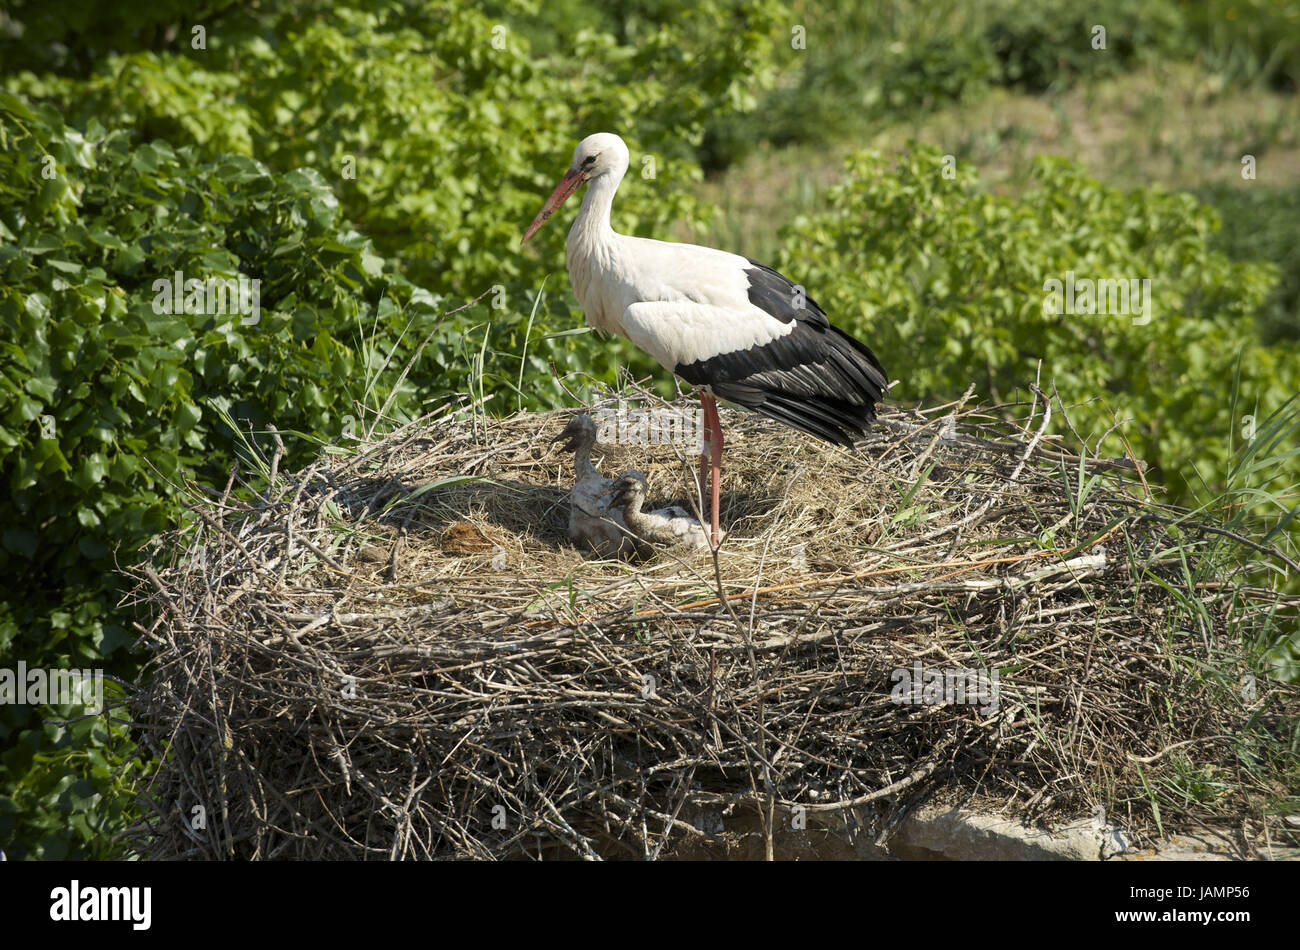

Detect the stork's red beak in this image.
[521,168,585,244]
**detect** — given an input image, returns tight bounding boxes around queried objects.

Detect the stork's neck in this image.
[620,490,648,527]
[568,171,622,254]
[573,435,600,481]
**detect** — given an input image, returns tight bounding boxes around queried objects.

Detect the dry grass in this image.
[123,385,1299,859]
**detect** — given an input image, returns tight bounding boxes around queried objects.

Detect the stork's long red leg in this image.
[700,394,723,547]
[709,408,723,548]
[698,416,711,517]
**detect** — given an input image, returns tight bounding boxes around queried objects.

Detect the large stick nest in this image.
[125,387,1298,859]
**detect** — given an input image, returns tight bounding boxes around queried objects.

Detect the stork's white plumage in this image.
[523,132,888,548]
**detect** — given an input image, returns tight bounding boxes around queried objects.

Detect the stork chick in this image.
[554,415,634,559]
[603,470,711,552]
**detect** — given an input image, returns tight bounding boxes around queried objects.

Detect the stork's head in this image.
[601,470,649,510]
[552,414,598,453]
[569,132,630,181]
[522,133,630,244]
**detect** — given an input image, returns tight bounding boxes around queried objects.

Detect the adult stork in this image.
[521,132,888,547]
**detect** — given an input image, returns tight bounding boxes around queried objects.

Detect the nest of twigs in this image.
[125,386,1298,859]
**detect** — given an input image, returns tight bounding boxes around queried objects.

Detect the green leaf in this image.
[4,527,40,557]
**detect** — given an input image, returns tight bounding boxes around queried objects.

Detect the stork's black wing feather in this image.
[673,260,889,447]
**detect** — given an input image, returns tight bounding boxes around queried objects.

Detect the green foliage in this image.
[1195,183,1300,344]
[777,145,1300,505]
[0,93,440,592]
[0,88,452,858]
[6,0,782,403]
[0,0,225,75]
[699,0,1297,170]
[701,0,1005,170]
[1180,0,1300,92]
[986,0,1184,92]
[989,0,1299,95]
[0,617,147,860]
[12,0,779,294]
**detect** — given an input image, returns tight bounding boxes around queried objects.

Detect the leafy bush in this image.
[10,0,779,293]
[1,93,441,585]
[1194,183,1300,344]
[697,0,1295,169]
[699,0,1005,169]
[0,89,446,856]
[0,0,224,75]
[1181,0,1300,92]
[777,145,1300,505]
[986,0,1186,93]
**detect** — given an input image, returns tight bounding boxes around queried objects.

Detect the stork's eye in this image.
[582,155,597,167]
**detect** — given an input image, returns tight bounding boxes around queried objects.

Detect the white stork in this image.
[522,132,888,548]
[602,470,711,553]
[553,414,635,559]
